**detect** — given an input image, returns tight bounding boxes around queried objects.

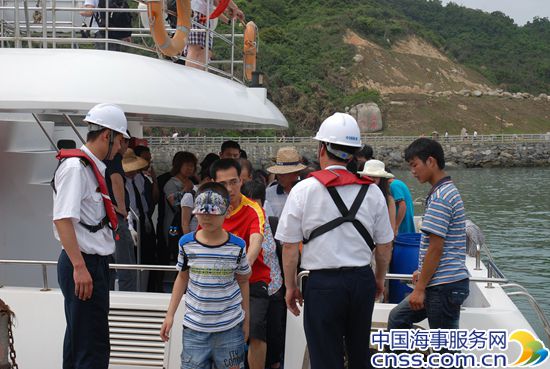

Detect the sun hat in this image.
[192,190,229,215]
[267,147,307,174]
[357,159,394,179]
[122,148,149,173]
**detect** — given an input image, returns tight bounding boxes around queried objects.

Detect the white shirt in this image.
[53,145,116,256]
[275,165,394,270]
[180,192,198,232]
[82,0,99,30]
[265,183,289,219]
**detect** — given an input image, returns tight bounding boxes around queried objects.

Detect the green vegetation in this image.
[236,0,550,134]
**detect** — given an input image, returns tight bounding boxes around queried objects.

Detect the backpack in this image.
[95,0,133,40]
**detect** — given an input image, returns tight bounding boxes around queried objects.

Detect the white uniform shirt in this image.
[275,165,394,270]
[53,145,116,256]
[265,184,289,219]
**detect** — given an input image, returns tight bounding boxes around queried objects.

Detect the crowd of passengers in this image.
[105,133,429,368]
[54,106,469,369]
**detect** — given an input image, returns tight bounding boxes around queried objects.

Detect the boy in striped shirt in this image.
[160,182,251,369]
[388,138,469,333]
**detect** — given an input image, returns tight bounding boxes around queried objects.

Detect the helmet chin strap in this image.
[105,130,115,160]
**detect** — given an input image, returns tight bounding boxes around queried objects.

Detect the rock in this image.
[487,90,499,96]
[459,89,471,96]
[513,93,524,99]
[462,151,473,157]
[450,147,458,154]
[482,150,492,155]
[348,102,383,133]
[353,54,364,63]
[442,91,452,97]
[472,90,483,97]
[424,83,434,90]
[500,152,513,158]
[458,104,468,111]
[534,97,541,102]
[389,101,406,106]
[522,93,532,99]
[502,92,513,98]
[538,93,548,99]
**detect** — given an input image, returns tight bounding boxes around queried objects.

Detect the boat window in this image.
[57,139,76,150]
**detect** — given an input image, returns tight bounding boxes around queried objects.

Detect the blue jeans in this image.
[388,278,470,330]
[181,323,245,369]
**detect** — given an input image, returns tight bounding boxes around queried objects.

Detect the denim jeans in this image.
[181,322,245,369]
[388,278,470,330]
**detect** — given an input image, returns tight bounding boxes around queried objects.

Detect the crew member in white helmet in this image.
[53,103,130,369]
[275,113,394,369]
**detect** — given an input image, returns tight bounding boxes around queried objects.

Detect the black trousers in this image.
[304,265,376,369]
[58,250,110,369]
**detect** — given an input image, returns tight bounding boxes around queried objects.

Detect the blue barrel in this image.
[389,232,422,303]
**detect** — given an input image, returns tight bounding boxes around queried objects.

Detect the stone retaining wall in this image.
[150,141,550,173]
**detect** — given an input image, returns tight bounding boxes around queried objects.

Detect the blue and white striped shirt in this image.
[419,178,469,287]
[177,232,251,332]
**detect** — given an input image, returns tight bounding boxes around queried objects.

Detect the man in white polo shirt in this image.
[276,113,394,369]
[53,103,130,369]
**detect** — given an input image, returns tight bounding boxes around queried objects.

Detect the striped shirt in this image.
[177,232,251,332]
[419,178,469,287]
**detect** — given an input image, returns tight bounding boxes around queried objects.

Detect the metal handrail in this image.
[0,0,250,82]
[502,283,550,342]
[144,133,550,146]
[0,259,177,291]
[297,270,508,295]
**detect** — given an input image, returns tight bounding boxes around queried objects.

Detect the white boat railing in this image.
[2,258,549,341]
[0,0,248,82]
[144,133,550,146]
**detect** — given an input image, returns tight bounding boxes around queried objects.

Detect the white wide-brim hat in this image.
[357,159,394,179]
[267,147,307,174]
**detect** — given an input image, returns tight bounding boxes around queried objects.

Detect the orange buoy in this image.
[243,21,258,81]
[147,0,191,57]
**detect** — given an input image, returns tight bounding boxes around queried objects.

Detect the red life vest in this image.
[309,168,374,187]
[55,149,119,236]
[305,169,375,250]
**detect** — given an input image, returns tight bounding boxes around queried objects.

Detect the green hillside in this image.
[234,0,550,134]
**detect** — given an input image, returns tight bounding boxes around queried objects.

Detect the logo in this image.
[509,330,549,367]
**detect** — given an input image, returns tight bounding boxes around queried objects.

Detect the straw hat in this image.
[122,148,149,173]
[357,159,394,179]
[267,147,307,174]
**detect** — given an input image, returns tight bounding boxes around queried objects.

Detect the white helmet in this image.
[84,103,130,139]
[314,112,362,147]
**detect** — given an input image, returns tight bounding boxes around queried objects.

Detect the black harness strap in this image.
[303,184,376,251]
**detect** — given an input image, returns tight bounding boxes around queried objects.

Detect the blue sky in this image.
[441,0,550,25]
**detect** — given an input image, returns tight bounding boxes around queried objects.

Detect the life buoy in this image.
[147,0,191,57]
[209,0,230,19]
[243,21,257,81]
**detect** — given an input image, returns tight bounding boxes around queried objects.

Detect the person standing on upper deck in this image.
[53,103,130,369]
[275,113,394,369]
[185,0,245,70]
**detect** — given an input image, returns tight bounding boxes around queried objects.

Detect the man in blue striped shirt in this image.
[388,138,469,334]
[160,182,251,369]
